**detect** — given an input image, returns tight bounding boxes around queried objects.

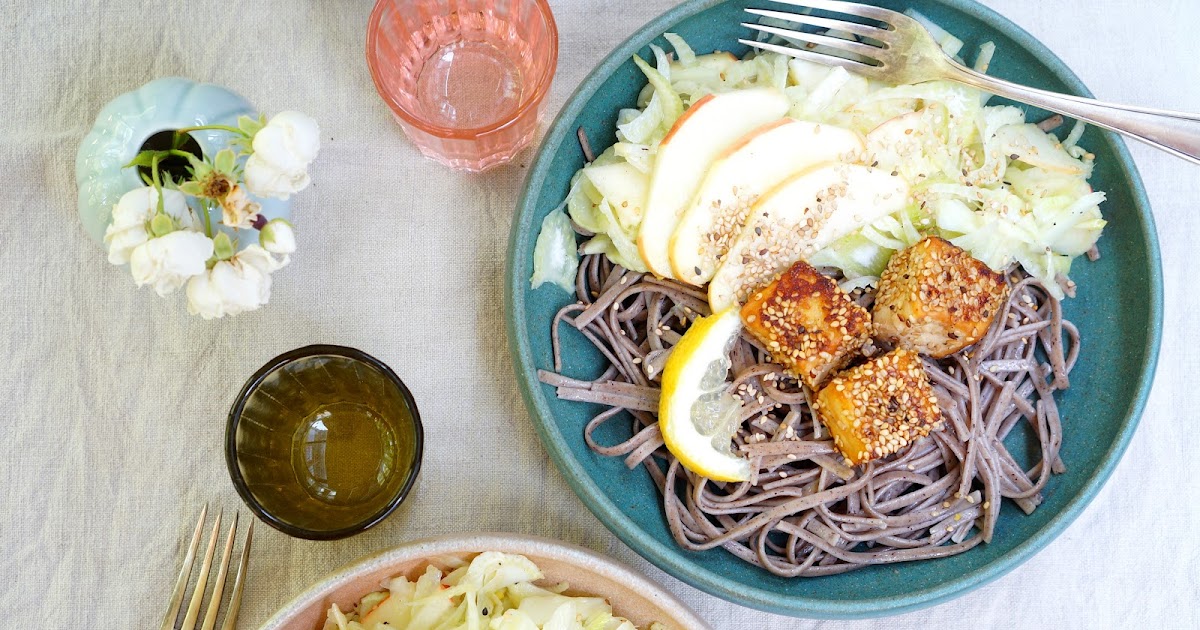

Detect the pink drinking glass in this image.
[366,0,559,172]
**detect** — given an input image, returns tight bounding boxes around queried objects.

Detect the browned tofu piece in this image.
[873,236,1009,358]
[740,260,872,389]
[816,348,942,466]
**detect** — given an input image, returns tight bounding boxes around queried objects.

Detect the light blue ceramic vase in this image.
[75,77,290,247]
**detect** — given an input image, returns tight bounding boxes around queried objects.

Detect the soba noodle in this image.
[540,254,1079,576]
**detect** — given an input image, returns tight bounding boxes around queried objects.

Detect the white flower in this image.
[129,230,214,297]
[259,219,295,255]
[186,245,286,319]
[244,154,310,199]
[252,111,321,171]
[103,187,194,265]
[244,111,320,199]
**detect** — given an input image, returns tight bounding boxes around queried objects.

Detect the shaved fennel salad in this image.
[532,12,1105,298]
[324,552,661,630]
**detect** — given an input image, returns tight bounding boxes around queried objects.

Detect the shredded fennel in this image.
[533,25,1105,298]
[324,552,660,630]
[531,206,580,292]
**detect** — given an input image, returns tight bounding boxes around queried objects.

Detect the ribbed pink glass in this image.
[367,0,558,172]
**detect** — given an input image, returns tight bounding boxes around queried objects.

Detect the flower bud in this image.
[259,219,296,255]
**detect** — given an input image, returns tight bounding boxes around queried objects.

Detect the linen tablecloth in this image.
[2,1,1197,627]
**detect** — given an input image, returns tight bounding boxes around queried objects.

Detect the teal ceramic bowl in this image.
[506,0,1162,618]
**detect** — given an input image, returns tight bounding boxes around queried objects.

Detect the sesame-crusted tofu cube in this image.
[740,260,872,389]
[816,348,942,466]
[873,236,1009,359]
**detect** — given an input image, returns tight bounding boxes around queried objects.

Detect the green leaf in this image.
[237,114,265,137]
[212,232,235,260]
[178,181,203,196]
[186,153,209,174]
[124,151,162,169]
[150,213,175,237]
[214,149,236,175]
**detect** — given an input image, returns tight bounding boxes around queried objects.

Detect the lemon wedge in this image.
[659,307,751,482]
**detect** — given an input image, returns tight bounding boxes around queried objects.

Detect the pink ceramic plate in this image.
[259,533,712,630]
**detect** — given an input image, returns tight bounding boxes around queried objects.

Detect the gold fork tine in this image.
[199,513,239,630]
[160,505,209,630]
[179,508,223,630]
[220,520,254,630]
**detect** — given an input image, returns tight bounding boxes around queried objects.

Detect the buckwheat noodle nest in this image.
[539,254,1080,576]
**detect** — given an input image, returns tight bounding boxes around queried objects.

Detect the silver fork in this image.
[742,0,1200,164]
[160,506,254,630]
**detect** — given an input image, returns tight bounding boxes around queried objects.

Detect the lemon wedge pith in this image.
[659,307,751,483]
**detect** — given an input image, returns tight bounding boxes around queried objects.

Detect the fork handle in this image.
[944,62,1200,165]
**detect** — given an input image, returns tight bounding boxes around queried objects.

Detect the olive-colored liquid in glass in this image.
[235,354,418,534]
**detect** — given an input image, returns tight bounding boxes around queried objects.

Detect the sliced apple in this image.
[637,88,789,278]
[708,163,910,312]
[995,123,1089,175]
[669,119,864,285]
[865,107,948,181]
[584,160,648,228]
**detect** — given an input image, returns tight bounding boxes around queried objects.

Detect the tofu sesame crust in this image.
[740,260,872,389]
[815,348,943,466]
[873,236,1010,359]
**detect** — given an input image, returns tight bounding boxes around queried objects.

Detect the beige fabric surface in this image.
[1,1,1198,628]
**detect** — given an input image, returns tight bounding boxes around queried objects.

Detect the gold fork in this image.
[160,506,254,630]
[741,0,1200,164]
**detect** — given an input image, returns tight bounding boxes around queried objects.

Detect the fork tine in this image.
[745,8,888,40]
[161,505,208,630]
[740,38,879,73]
[764,0,901,23]
[219,520,253,630]
[199,513,239,630]
[742,22,883,59]
[179,508,223,630]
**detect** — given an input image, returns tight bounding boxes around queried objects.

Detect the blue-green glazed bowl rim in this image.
[506,0,1162,618]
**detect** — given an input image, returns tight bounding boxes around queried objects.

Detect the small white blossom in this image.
[259,219,295,256]
[103,187,194,265]
[129,230,214,297]
[186,245,285,319]
[244,111,320,199]
[244,155,310,199]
